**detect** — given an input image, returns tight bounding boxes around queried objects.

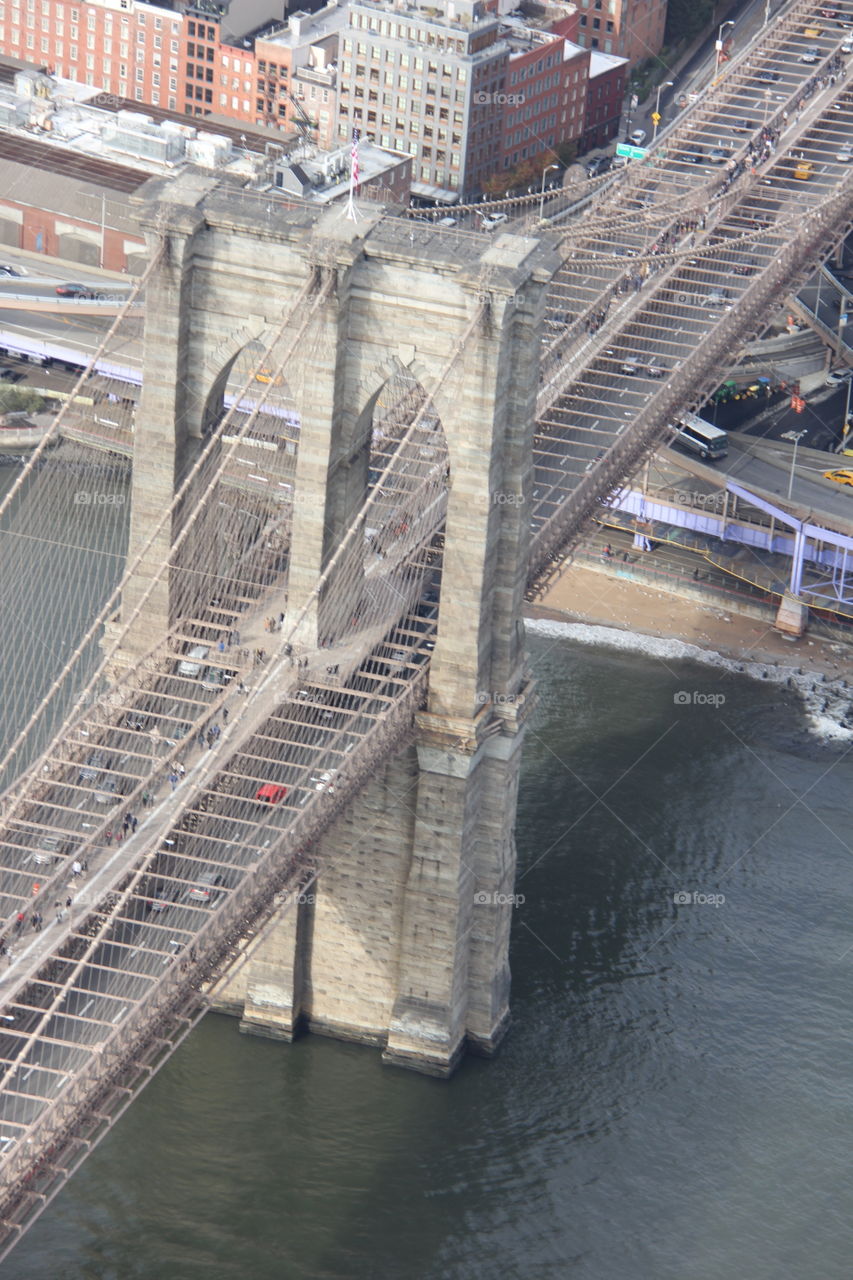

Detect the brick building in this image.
[253,3,348,147]
[498,2,589,176]
[574,0,666,64]
[578,47,626,152]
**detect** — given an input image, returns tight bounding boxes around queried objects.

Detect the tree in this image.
[0,386,45,415]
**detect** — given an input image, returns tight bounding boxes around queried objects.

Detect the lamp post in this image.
[653,80,674,141]
[538,164,559,222]
[715,21,735,82]
[782,429,807,500]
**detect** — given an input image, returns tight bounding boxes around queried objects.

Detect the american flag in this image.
[351,126,361,193]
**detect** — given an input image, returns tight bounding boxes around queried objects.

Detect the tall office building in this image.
[336,0,508,203]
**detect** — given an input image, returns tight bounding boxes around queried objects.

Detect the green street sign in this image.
[616,143,648,160]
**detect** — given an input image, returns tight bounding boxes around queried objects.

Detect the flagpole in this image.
[345,126,360,222]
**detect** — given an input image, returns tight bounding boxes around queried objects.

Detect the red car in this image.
[256,783,288,804]
[55,282,95,298]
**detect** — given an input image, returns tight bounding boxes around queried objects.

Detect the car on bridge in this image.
[255,782,288,804]
[55,283,96,298]
[78,750,107,783]
[0,265,25,277]
[94,777,122,806]
[185,871,224,904]
[800,45,821,62]
[823,469,853,487]
[836,142,853,163]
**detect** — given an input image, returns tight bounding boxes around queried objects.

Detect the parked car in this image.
[481,212,508,231]
[585,155,611,178]
[55,283,95,298]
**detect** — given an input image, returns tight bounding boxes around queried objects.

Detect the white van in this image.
[178,644,209,678]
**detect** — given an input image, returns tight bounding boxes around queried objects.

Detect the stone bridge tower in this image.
[122,170,560,1076]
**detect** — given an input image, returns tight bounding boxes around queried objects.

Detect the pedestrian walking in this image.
[105,829,113,845]
[55,901,62,923]
[6,948,13,968]
[222,707,229,723]
[122,817,130,836]
[197,732,206,751]
[231,629,241,646]
[218,638,226,654]
[279,613,285,627]
[168,770,179,792]
[65,896,72,910]
[30,913,38,932]
[81,860,88,875]
[131,816,138,833]
[71,859,82,878]
[176,763,186,779]
[35,911,42,932]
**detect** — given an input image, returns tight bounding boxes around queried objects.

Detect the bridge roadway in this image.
[527,0,853,584]
[0,0,853,1247]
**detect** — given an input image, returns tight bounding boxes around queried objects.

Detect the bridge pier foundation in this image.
[776,592,809,637]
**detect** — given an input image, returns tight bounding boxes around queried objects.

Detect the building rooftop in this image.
[587,48,627,77]
[274,138,409,202]
[258,3,351,50]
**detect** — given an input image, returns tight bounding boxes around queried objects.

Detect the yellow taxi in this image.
[793,159,814,180]
[823,469,853,487]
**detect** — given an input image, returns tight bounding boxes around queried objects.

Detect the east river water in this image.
[6,616,853,1279]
